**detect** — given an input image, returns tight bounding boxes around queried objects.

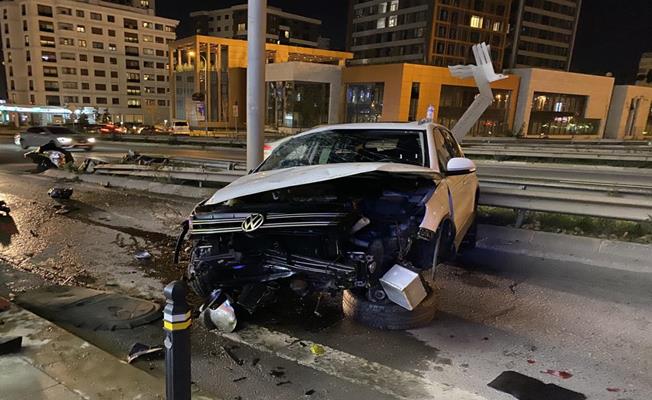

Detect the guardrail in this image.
[89,161,652,222]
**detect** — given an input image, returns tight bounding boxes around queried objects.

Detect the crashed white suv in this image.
[179,122,479,330]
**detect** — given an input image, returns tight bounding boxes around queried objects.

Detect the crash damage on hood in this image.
[176,164,444,330]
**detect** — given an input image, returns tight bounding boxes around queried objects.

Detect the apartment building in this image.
[347,0,511,70]
[190,5,325,49]
[636,52,652,87]
[505,0,582,70]
[0,0,178,124]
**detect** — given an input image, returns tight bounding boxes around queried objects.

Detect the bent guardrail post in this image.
[449,42,508,141]
[164,281,192,400]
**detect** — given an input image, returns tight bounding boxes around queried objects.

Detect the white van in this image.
[171,120,191,135]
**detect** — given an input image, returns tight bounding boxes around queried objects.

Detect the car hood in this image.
[205,162,440,205]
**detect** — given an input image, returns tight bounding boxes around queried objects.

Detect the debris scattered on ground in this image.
[222,346,243,366]
[541,369,573,379]
[606,387,622,392]
[251,358,260,367]
[134,250,152,260]
[127,342,164,363]
[269,368,285,378]
[309,344,325,356]
[488,371,586,400]
[482,337,490,341]
[527,359,536,364]
[29,229,39,237]
[48,187,73,200]
[0,336,22,355]
[79,158,107,173]
[276,381,291,386]
[305,389,316,396]
[232,377,247,383]
[0,200,9,216]
[54,205,77,215]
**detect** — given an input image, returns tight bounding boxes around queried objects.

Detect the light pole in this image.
[189,50,210,135]
[246,0,266,170]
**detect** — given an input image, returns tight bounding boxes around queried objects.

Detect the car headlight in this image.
[57,137,73,145]
[87,137,96,143]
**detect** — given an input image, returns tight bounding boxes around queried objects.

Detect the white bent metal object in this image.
[448,42,508,141]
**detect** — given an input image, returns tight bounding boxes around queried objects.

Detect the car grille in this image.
[190,212,348,236]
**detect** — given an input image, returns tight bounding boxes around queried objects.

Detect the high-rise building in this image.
[347,0,511,69]
[0,0,178,124]
[636,52,652,87]
[505,0,582,71]
[190,5,327,49]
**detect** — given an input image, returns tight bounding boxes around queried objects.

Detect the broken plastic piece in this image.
[200,291,237,333]
[48,187,73,199]
[309,344,325,356]
[127,342,164,363]
[0,336,22,355]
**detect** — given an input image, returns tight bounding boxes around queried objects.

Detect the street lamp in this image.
[189,50,209,135]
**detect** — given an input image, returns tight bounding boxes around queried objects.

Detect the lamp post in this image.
[189,50,209,135]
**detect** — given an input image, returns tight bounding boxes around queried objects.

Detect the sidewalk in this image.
[0,299,166,400]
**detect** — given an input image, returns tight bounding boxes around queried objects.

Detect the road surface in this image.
[0,163,650,399]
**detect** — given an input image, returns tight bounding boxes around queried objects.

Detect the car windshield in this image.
[47,127,77,135]
[258,129,427,172]
[174,122,188,127]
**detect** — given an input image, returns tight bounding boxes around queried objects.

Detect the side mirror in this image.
[446,157,476,175]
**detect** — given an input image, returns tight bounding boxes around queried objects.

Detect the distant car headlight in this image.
[87,137,96,143]
[57,137,73,145]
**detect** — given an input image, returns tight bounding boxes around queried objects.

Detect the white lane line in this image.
[217,324,486,400]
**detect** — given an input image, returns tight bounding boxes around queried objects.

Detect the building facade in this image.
[190,5,325,49]
[636,52,652,87]
[0,0,178,124]
[347,0,511,70]
[510,68,614,138]
[342,63,520,136]
[605,85,652,139]
[169,35,352,132]
[505,0,582,70]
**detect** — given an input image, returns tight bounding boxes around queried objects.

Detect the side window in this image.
[434,128,454,172]
[26,127,42,133]
[442,129,463,158]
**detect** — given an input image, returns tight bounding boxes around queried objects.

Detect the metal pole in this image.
[246,0,267,170]
[203,55,209,135]
[164,281,191,400]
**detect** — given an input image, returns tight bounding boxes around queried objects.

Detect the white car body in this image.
[209,122,479,251]
[15,126,95,150]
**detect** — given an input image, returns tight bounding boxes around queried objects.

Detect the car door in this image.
[21,127,45,147]
[433,127,475,241]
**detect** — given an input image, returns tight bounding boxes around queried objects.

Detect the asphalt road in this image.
[0,167,650,399]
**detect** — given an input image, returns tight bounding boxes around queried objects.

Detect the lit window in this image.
[492,21,501,32]
[470,15,483,29]
[388,15,397,27]
[76,25,85,32]
[389,0,399,12]
[376,18,386,29]
[237,22,246,32]
[378,2,387,13]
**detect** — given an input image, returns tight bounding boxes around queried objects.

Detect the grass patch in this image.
[478,206,652,244]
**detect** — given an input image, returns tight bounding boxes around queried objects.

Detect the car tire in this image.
[342,288,438,330]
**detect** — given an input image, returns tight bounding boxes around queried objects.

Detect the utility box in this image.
[380,265,427,310]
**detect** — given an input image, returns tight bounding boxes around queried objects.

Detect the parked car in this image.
[15,126,95,150]
[177,122,479,330]
[170,120,191,135]
[98,124,124,134]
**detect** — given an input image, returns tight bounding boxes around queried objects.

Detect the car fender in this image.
[419,180,452,233]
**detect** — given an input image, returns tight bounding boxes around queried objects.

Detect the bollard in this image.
[164,281,192,400]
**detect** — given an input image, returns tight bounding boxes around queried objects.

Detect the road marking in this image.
[217,324,486,400]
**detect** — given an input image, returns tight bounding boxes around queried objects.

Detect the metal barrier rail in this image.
[463,148,652,162]
[89,162,652,222]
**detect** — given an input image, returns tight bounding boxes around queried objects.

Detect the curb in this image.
[0,300,166,399]
[476,224,652,273]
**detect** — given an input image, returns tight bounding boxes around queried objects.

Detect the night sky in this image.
[157,0,652,84]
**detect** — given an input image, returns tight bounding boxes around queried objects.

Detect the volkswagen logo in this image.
[241,213,265,232]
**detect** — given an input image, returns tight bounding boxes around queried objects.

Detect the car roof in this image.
[293,121,445,138]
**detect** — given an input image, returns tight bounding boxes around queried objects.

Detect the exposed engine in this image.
[182,173,438,314]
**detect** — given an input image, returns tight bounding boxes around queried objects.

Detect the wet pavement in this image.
[0,164,651,399]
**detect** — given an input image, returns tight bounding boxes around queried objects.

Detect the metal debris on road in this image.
[222,345,244,366]
[0,336,22,355]
[48,187,73,199]
[127,342,164,363]
[305,389,316,396]
[232,377,247,383]
[488,371,586,400]
[134,250,152,260]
